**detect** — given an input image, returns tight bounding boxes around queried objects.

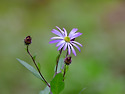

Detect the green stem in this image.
[26,45,50,87]
[63,49,68,81]
[54,48,63,76]
[63,64,66,81]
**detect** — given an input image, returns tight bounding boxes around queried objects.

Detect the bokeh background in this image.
[0,0,125,94]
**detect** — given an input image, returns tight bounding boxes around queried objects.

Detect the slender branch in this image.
[63,49,68,81]
[54,48,63,76]
[63,64,66,81]
[26,45,50,87]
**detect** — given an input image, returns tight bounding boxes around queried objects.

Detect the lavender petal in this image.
[51,29,63,37]
[63,28,67,37]
[69,43,76,56]
[63,43,67,50]
[71,42,81,52]
[72,41,83,47]
[50,37,63,40]
[69,28,78,37]
[56,40,65,47]
[68,43,71,55]
[56,26,64,35]
[57,42,65,51]
[49,39,62,44]
[70,32,82,40]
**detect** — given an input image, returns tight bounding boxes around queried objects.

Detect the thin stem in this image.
[63,64,66,81]
[54,48,63,76]
[26,45,50,87]
[63,49,68,81]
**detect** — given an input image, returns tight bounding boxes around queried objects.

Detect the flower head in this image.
[49,26,82,56]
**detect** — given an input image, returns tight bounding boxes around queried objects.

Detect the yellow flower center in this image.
[64,36,70,42]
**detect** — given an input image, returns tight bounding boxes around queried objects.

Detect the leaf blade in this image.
[50,73,65,94]
[39,86,50,94]
[17,58,44,82]
[55,58,64,73]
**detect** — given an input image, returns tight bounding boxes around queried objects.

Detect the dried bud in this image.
[64,56,72,65]
[24,36,32,45]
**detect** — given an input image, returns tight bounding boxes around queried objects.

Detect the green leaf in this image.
[37,62,41,70]
[24,48,27,51]
[50,73,65,94]
[17,58,44,82]
[55,58,64,73]
[39,86,50,94]
[33,55,36,60]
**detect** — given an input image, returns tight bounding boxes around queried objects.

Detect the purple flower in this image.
[49,26,82,56]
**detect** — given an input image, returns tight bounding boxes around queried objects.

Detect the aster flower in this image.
[49,26,82,56]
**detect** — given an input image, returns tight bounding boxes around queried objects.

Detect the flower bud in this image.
[64,56,72,65]
[24,36,32,45]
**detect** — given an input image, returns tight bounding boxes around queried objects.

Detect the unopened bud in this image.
[24,36,32,45]
[64,56,72,65]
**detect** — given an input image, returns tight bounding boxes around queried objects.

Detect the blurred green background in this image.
[0,0,125,94]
